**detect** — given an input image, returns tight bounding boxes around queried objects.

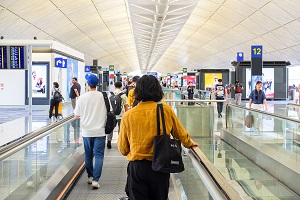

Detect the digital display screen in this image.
[0,46,7,69]
[10,46,25,69]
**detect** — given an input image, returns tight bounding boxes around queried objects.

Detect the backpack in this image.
[236,84,242,93]
[102,92,116,134]
[53,90,63,101]
[109,92,124,115]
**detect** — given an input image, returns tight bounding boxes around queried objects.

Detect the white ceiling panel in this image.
[0,0,300,74]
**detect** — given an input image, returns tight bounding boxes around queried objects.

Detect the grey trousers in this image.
[71,98,77,110]
[235,93,242,105]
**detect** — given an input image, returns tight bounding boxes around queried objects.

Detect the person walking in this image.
[234,80,244,105]
[74,74,106,189]
[214,79,227,118]
[187,81,194,105]
[127,76,140,108]
[249,81,269,135]
[106,81,129,149]
[70,77,81,110]
[49,82,60,121]
[293,84,300,120]
[118,75,199,200]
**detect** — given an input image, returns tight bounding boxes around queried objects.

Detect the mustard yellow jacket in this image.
[118,101,193,161]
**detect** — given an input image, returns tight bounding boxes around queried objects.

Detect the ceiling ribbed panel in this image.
[153,0,300,73]
[128,0,199,73]
[0,0,139,71]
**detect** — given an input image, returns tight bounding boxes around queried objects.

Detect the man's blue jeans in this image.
[83,136,106,181]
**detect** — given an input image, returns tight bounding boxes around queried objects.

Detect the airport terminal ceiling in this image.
[1,0,300,74]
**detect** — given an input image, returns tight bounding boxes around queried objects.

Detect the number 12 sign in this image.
[251,45,263,58]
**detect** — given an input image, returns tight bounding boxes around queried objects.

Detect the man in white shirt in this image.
[74,74,106,189]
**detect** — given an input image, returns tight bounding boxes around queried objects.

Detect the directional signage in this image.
[10,46,25,69]
[237,52,244,62]
[85,66,91,72]
[62,59,67,68]
[0,46,7,69]
[55,58,63,68]
[251,45,263,58]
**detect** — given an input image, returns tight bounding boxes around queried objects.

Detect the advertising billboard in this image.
[246,68,274,98]
[204,73,222,91]
[32,63,48,98]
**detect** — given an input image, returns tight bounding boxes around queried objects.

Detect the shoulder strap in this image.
[156,103,167,136]
[102,92,110,112]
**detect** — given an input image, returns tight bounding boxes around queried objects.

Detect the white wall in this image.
[0,70,25,105]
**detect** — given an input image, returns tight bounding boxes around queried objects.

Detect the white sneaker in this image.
[87,177,93,184]
[91,181,100,189]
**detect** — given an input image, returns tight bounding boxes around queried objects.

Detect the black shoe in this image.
[218,114,220,118]
[107,140,111,149]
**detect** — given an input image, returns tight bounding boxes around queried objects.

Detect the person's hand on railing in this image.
[191,141,199,148]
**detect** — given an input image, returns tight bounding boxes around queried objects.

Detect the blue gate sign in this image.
[251,46,263,58]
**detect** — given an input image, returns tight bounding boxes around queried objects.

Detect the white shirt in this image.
[74,91,107,137]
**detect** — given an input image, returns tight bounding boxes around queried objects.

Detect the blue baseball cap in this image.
[85,74,99,87]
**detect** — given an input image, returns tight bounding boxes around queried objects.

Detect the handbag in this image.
[102,92,116,134]
[245,113,254,128]
[152,103,185,173]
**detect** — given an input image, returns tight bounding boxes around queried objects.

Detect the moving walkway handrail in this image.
[187,147,242,200]
[226,104,300,127]
[0,114,75,160]
[286,103,300,107]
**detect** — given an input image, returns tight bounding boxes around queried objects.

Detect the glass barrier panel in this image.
[0,119,82,200]
[192,137,299,199]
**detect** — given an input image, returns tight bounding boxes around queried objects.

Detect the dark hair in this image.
[134,75,163,102]
[132,76,140,82]
[256,81,262,85]
[218,79,222,82]
[114,81,122,88]
[53,82,59,88]
[72,77,77,81]
[236,80,239,83]
[128,81,132,86]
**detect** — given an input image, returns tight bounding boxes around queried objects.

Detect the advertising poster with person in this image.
[67,58,78,101]
[32,64,47,98]
[246,68,274,98]
[204,73,222,91]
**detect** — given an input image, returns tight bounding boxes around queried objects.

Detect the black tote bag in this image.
[152,103,184,173]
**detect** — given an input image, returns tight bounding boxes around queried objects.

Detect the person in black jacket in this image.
[187,81,194,105]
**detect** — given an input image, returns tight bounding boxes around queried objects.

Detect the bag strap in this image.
[156,102,167,136]
[102,92,110,113]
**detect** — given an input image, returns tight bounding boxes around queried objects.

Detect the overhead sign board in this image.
[10,46,25,69]
[0,46,7,69]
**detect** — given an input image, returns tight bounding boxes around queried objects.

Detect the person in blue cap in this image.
[74,74,106,189]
